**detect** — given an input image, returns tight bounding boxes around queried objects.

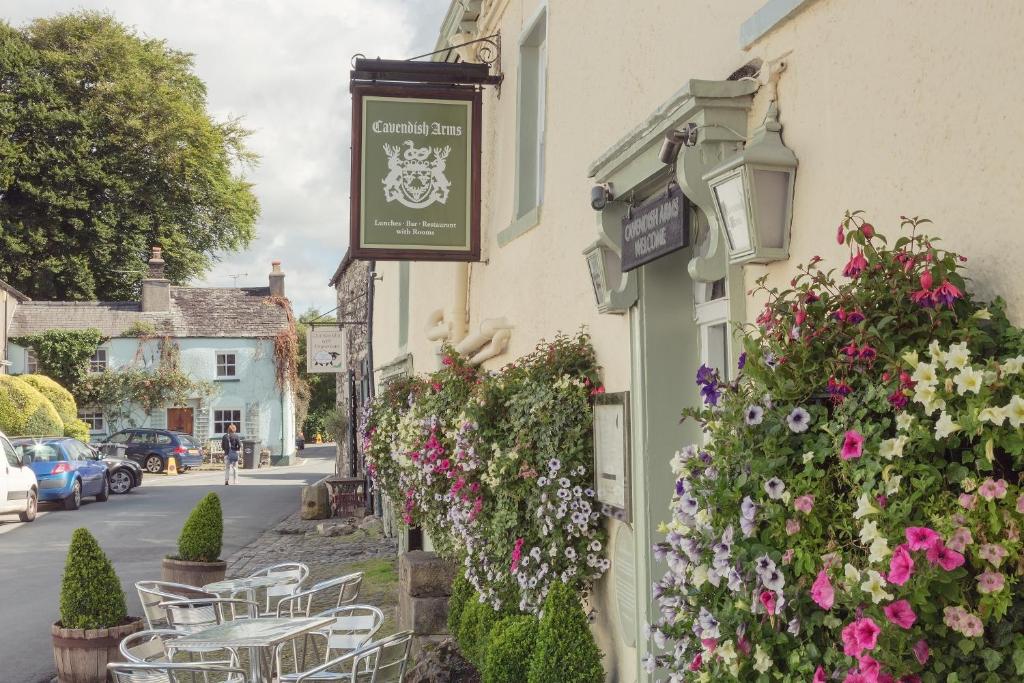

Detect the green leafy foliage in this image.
[456,598,487,667]
[20,374,77,425]
[0,374,64,436]
[295,309,338,438]
[59,528,128,629]
[0,12,258,301]
[448,573,474,637]
[483,615,538,683]
[176,493,223,562]
[11,329,105,390]
[527,581,603,683]
[64,419,91,442]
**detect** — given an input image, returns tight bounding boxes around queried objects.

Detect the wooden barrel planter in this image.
[161,557,227,587]
[52,617,142,683]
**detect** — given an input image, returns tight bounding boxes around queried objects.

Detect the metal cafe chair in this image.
[247,562,310,616]
[119,629,240,667]
[108,661,247,683]
[275,573,364,619]
[358,631,413,683]
[136,581,218,629]
[274,604,384,678]
[286,640,382,683]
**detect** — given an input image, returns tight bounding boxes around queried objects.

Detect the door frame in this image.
[166,407,195,435]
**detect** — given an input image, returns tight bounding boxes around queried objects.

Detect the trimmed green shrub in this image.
[447,572,474,636]
[63,419,91,441]
[20,374,77,425]
[457,598,486,666]
[527,581,603,683]
[483,615,538,683]
[176,493,223,562]
[59,528,128,629]
[0,374,64,436]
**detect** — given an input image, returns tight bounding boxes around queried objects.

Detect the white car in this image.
[0,429,38,522]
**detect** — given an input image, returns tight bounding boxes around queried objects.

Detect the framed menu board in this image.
[593,392,631,522]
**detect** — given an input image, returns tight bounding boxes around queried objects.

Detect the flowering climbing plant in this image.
[363,333,609,614]
[649,213,1024,682]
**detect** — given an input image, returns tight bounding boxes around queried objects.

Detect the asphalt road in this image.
[0,444,336,683]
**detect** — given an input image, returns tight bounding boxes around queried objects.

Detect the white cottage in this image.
[7,248,297,463]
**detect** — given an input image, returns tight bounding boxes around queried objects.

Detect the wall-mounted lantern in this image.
[583,234,623,312]
[703,102,797,265]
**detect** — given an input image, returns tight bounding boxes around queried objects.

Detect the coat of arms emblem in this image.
[382,141,451,209]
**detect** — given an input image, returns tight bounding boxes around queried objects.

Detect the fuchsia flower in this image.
[912,639,930,665]
[811,570,835,610]
[843,250,869,278]
[842,618,881,657]
[883,600,917,629]
[813,666,827,683]
[858,655,881,679]
[932,280,962,308]
[978,478,1008,500]
[509,537,525,573]
[759,589,777,614]
[840,430,864,460]
[905,527,940,551]
[794,495,815,514]
[887,544,915,585]
[689,653,702,671]
[925,540,965,571]
[836,224,845,244]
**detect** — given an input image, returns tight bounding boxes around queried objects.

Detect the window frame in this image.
[213,409,243,436]
[78,409,106,433]
[513,4,548,223]
[25,348,38,374]
[89,348,108,373]
[215,351,238,379]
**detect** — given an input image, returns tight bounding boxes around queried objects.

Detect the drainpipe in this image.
[280,389,286,465]
[365,260,377,514]
[454,317,513,365]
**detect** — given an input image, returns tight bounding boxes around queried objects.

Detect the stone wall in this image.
[332,255,371,476]
[398,550,456,656]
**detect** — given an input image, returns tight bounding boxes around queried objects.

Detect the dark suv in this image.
[103,429,204,473]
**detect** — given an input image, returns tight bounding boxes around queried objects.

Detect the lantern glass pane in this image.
[586,251,605,305]
[713,175,750,253]
[753,169,789,249]
[602,247,622,293]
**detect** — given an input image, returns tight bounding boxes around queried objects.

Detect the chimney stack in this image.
[269,260,285,298]
[141,246,170,312]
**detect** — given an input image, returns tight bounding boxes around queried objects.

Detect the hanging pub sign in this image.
[306,327,346,373]
[620,184,690,271]
[350,83,482,261]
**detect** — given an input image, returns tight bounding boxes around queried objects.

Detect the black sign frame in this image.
[620,184,690,272]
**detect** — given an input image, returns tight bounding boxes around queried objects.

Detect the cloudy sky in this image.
[1,0,448,314]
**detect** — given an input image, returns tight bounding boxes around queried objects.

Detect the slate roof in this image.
[9,287,291,339]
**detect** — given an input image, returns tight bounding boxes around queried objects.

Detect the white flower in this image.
[753,645,772,673]
[878,436,908,460]
[885,474,903,496]
[913,384,945,414]
[868,536,891,564]
[844,563,861,585]
[978,406,1007,426]
[744,405,765,426]
[802,451,815,464]
[717,639,737,663]
[928,340,943,363]
[786,407,811,433]
[1001,356,1024,375]
[911,362,938,386]
[761,568,785,592]
[642,654,656,674]
[859,520,880,545]
[973,308,993,320]
[896,413,914,431]
[764,477,786,500]
[861,570,893,604]
[754,555,777,577]
[1005,396,1024,429]
[853,493,879,519]
[901,350,920,366]
[697,607,720,639]
[690,564,709,588]
[943,342,971,370]
[935,411,962,439]
[954,367,984,395]
[726,568,743,592]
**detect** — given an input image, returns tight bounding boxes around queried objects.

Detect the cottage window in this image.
[78,410,105,433]
[514,6,547,221]
[216,352,237,377]
[89,348,108,373]
[25,348,38,374]
[213,409,242,435]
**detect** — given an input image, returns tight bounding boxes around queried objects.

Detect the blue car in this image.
[11,437,109,510]
[103,429,204,473]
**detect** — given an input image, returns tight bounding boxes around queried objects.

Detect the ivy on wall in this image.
[11,328,106,390]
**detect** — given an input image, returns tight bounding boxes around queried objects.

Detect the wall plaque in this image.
[350,83,481,261]
[620,184,689,271]
[593,391,631,521]
[307,327,346,373]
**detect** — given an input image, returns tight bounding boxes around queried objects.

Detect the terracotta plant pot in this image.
[161,557,227,587]
[51,616,143,683]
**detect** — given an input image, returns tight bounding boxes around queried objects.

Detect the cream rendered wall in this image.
[741,0,1024,324]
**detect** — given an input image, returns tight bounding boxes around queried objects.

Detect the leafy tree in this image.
[59,527,128,629]
[176,493,223,562]
[0,12,258,301]
[296,308,338,436]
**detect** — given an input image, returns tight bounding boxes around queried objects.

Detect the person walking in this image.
[222,423,241,485]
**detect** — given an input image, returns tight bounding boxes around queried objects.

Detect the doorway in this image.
[167,407,194,435]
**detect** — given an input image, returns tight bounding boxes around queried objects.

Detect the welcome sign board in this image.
[350,84,481,261]
[306,327,346,373]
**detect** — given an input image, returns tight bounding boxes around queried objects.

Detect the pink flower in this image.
[854,618,881,651]
[843,250,869,278]
[814,666,827,683]
[782,548,795,565]
[759,589,777,614]
[932,280,962,308]
[858,655,881,679]
[841,430,864,460]
[701,638,718,652]
[887,544,915,586]
[737,635,751,656]
[786,518,802,536]
[926,541,965,571]
[905,527,940,551]
[944,606,967,630]
[794,495,815,514]
[958,493,977,510]
[978,543,1008,567]
[947,527,974,553]
[836,224,845,244]
[978,478,1008,501]
[961,614,984,638]
[841,622,862,657]
[977,571,1005,594]
[510,537,525,573]
[1017,494,1024,514]
[689,653,702,671]
[811,570,835,610]
[919,270,934,290]
[912,639,930,665]
[883,600,917,629]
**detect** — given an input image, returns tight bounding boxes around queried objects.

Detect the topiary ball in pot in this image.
[178,492,223,562]
[483,615,538,683]
[60,527,128,629]
[527,581,603,683]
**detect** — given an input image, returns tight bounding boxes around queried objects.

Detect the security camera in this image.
[659,123,699,164]
[590,183,613,211]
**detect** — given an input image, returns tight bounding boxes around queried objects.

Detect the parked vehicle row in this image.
[100,428,204,473]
